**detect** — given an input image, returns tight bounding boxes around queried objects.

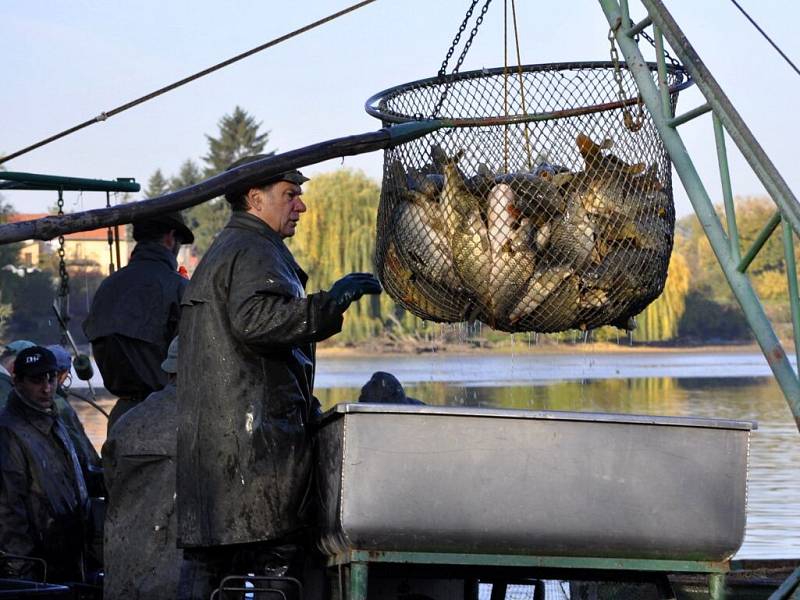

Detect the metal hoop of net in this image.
[366,61,690,333]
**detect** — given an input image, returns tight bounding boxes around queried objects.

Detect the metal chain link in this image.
[608,27,645,132]
[56,189,70,320]
[637,29,681,68]
[431,0,494,118]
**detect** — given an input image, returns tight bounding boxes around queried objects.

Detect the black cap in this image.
[14,346,58,378]
[358,371,424,405]
[224,155,309,203]
[133,211,194,244]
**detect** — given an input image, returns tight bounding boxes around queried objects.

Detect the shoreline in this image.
[316,341,765,359]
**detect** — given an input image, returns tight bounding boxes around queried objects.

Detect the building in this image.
[4,213,198,276]
[6,213,131,276]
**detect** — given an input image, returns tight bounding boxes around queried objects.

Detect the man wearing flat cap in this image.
[0,346,90,583]
[83,210,194,430]
[176,156,381,598]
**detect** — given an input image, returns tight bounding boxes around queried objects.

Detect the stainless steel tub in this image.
[317,404,753,561]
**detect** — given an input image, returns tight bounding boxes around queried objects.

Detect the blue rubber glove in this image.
[329,273,382,309]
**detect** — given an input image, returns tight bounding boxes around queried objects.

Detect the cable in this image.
[0,0,379,166]
[729,0,800,78]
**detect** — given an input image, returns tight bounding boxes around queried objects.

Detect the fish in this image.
[381,240,474,322]
[441,153,493,300]
[545,193,598,268]
[407,169,444,200]
[600,212,671,254]
[391,189,462,291]
[581,247,664,307]
[486,183,536,320]
[507,264,573,323]
[569,135,670,223]
[576,133,646,177]
[493,173,567,228]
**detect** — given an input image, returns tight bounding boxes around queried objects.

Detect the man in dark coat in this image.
[1,342,102,495]
[102,336,182,598]
[0,346,89,583]
[176,157,381,598]
[83,211,194,430]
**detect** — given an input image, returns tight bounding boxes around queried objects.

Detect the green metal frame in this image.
[0,171,140,193]
[328,550,729,600]
[598,0,800,432]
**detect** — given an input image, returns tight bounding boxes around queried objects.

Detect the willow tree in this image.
[637,250,690,341]
[288,169,419,343]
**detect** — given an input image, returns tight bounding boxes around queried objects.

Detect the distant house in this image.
[5,213,198,276]
[7,213,131,275]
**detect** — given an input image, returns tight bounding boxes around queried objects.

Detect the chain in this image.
[431,0,493,118]
[637,29,681,68]
[608,27,644,132]
[56,188,70,321]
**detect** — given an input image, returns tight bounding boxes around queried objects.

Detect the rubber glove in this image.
[329,273,382,309]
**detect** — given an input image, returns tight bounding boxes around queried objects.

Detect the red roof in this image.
[7,213,128,241]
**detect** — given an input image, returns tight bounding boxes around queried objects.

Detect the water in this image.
[71,350,800,560]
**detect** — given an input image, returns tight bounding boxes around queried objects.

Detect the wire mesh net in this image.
[368,62,688,333]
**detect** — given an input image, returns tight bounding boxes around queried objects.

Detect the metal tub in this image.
[317,404,753,561]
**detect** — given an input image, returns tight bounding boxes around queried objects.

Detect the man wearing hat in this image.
[0,346,90,583]
[0,340,36,402]
[176,157,381,598]
[103,336,183,598]
[83,210,194,430]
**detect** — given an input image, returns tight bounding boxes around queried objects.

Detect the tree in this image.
[180,107,275,255]
[0,196,20,268]
[674,195,798,341]
[144,169,170,198]
[636,250,690,342]
[288,169,420,344]
[169,159,203,191]
[0,269,61,344]
[203,106,272,176]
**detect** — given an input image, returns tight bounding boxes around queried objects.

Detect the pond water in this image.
[71,350,800,560]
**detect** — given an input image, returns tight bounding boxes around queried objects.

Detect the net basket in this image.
[367,61,690,333]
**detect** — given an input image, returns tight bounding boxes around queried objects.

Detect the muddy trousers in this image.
[178,539,326,600]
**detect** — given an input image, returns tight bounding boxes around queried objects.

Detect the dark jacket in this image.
[177,212,344,547]
[55,388,103,495]
[0,391,89,582]
[0,377,101,493]
[103,383,181,598]
[83,242,188,399]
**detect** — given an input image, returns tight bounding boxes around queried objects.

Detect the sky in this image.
[2,0,799,219]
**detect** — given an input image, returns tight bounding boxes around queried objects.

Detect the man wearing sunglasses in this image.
[0,346,89,583]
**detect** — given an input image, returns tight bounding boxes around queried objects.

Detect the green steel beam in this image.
[738,211,781,273]
[639,0,800,246]
[0,171,139,193]
[598,0,800,431]
[627,15,653,37]
[783,218,800,372]
[714,115,741,261]
[668,102,711,127]
[709,572,727,600]
[350,562,368,600]
[328,550,729,574]
[653,26,673,119]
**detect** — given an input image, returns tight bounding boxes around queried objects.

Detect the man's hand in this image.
[329,273,382,309]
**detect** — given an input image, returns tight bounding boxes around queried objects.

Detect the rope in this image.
[502,0,510,173]
[511,0,533,169]
[0,0,379,166]
[729,0,800,78]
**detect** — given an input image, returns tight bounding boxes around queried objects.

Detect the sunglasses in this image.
[25,372,58,385]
